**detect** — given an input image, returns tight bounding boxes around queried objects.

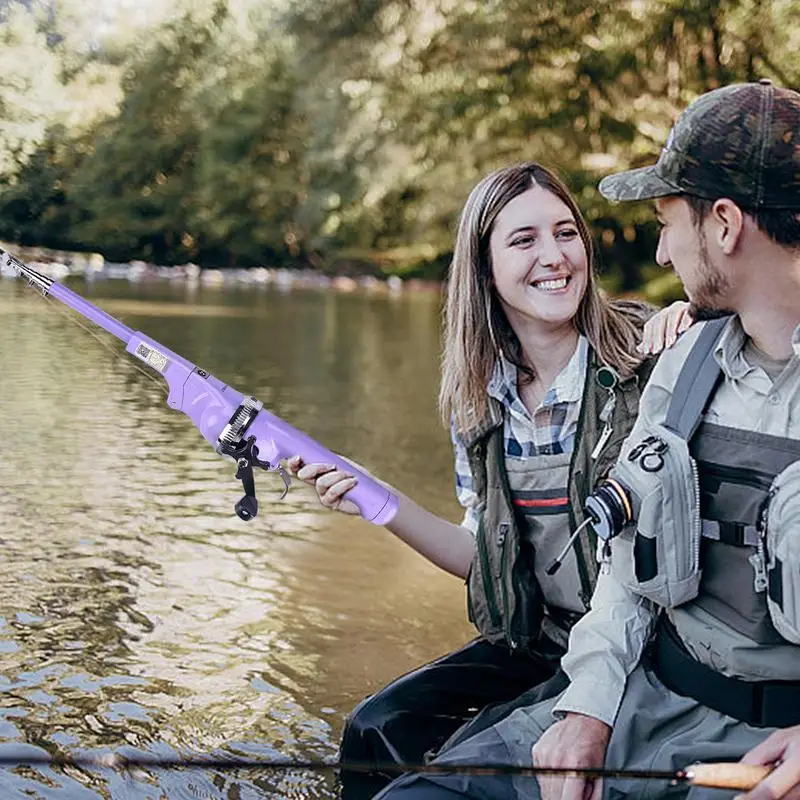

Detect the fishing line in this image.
[31,287,168,398]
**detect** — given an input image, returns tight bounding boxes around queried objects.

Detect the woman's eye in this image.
[556,229,578,240]
[511,236,535,247]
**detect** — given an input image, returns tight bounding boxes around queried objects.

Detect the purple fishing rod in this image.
[2,248,399,525]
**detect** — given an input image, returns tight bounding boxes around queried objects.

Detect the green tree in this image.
[0,1,62,180]
[62,4,228,262]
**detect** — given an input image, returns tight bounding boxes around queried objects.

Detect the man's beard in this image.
[687,237,735,321]
[691,305,733,321]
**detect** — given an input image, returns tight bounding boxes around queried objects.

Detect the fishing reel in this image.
[584,478,633,542]
[216,397,291,521]
[546,478,633,576]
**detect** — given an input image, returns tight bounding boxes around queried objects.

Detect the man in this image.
[375,80,800,800]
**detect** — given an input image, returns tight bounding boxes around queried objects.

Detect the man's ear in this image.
[710,198,745,255]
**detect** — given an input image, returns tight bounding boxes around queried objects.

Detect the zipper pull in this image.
[497,522,509,547]
[591,424,613,460]
[596,537,612,575]
[749,546,768,593]
[591,395,616,460]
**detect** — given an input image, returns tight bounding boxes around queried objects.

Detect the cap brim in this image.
[599,165,681,202]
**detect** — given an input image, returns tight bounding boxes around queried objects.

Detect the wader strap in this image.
[665,316,730,440]
[649,618,800,727]
[701,519,760,547]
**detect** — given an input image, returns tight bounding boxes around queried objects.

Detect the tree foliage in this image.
[0,0,798,289]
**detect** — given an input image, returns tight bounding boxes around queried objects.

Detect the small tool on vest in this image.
[591,366,619,460]
[545,516,594,575]
[750,488,775,593]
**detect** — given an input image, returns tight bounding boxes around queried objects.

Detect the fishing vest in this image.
[673,319,800,648]
[463,349,652,653]
[614,317,800,658]
[689,422,800,644]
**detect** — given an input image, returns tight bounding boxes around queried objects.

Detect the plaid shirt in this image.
[452,336,588,534]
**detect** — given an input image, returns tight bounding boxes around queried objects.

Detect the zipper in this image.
[568,355,595,610]
[689,458,702,576]
[698,460,775,491]
[497,523,516,648]
[476,517,502,629]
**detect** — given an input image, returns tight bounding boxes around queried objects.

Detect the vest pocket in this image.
[609,424,702,607]
[473,517,502,630]
[763,462,800,643]
[634,532,658,582]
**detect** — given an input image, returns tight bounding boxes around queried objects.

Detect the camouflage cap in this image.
[599,80,800,209]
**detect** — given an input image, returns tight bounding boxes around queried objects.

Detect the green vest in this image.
[463,348,654,653]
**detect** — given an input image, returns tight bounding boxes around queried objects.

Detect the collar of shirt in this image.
[715,315,796,393]
[487,336,588,418]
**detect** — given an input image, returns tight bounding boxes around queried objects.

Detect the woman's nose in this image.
[539,235,564,267]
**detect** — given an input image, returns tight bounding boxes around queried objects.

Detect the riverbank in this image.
[0,242,444,295]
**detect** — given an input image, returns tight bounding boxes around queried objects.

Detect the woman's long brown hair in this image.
[439,162,650,435]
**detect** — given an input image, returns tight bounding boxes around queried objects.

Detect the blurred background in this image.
[0,1,798,797]
[0,0,798,298]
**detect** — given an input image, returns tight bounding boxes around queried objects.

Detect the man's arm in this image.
[765,479,800,643]
[552,571,660,725]
[529,328,697,800]
[529,575,659,800]
[548,326,706,722]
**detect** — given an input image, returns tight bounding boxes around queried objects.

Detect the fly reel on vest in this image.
[584,478,633,541]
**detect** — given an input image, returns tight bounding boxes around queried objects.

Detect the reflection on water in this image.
[0,278,474,798]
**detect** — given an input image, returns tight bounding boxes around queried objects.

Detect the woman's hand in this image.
[285,455,361,515]
[638,300,693,355]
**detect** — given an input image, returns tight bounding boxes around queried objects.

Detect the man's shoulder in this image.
[634,320,729,426]
[648,320,718,388]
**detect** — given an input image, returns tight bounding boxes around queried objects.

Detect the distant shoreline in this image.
[0,242,444,295]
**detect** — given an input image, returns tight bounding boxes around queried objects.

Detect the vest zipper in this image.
[497,523,516,648]
[567,356,595,610]
[699,461,775,491]
[476,517,502,630]
[690,459,702,577]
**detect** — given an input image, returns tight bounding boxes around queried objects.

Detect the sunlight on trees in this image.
[0,0,797,296]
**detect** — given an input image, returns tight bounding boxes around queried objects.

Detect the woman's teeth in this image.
[533,276,569,291]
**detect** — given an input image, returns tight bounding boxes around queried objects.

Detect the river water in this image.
[0,276,474,799]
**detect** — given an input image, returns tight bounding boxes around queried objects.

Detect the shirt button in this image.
[768,392,782,405]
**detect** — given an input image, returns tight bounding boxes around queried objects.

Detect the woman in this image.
[287,162,690,799]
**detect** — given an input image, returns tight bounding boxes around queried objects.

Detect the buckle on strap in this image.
[701,519,760,547]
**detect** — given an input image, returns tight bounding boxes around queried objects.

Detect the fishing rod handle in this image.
[247,407,400,525]
[126,332,399,526]
[686,762,772,790]
[5,253,396,527]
